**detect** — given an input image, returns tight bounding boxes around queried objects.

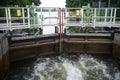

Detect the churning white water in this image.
[26,54,120,80]
[6,54,120,80]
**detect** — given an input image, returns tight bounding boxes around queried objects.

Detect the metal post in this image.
[22,8,25,27]
[81,8,84,27]
[59,8,62,54]
[59,8,64,54]
[93,8,96,28]
[99,0,101,21]
[109,8,113,27]
[40,8,43,31]
[105,8,108,24]
[61,8,64,38]
[113,8,117,24]
[5,8,9,28]
[8,8,12,31]
[27,8,30,28]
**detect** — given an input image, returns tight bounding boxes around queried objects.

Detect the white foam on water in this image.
[78,54,113,79]
[115,73,120,80]
[28,55,120,80]
[63,60,83,80]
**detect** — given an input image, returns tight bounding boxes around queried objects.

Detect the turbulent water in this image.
[6,54,120,80]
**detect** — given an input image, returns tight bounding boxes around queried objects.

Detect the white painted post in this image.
[81,8,84,27]
[105,8,108,24]
[5,8,9,28]
[93,8,96,28]
[22,8,25,27]
[8,8,12,31]
[113,8,117,24]
[40,8,43,29]
[110,8,113,27]
[27,8,30,28]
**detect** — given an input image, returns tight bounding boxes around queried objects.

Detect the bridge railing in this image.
[0,7,60,31]
[0,7,120,32]
[64,8,120,27]
[93,8,120,27]
[64,8,120,33]
[0,7,30,30]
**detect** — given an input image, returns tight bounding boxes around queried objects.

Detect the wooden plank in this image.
[66,50,110,54]
[11,51,57,62]
[10,41,58,50]
[38,51,57,56]
[64,40,113,44]
[66,50,85,53]
[86,51,111,54]
[11,54,37,62]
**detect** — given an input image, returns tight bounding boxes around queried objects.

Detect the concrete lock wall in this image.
[113,31,120,60]
[0,33,10,80]
[0,39,4,80]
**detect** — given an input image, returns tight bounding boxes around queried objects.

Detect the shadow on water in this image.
[5,54,120,80]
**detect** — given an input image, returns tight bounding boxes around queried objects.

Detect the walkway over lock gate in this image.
[0,7,120,31]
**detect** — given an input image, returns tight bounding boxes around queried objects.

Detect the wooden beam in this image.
[64,40,113,44]
[65,50,111,54]
[10,41,58,50]
[38,51,57,56]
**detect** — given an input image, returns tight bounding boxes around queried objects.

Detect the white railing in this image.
[0,7,120,31]
[0,7,60,31]
[0,7,31,30]
[64,8,120,28]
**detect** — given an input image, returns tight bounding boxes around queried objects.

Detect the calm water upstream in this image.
[5,54,120,80]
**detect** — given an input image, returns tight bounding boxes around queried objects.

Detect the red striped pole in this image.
[61,8,64,38]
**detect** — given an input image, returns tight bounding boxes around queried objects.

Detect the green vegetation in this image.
[0,0,41,7]
[66,0,95,7]
[0,0,41,35]
[66,0,120,8]
[0,0,41,21]
[109,0,120,7]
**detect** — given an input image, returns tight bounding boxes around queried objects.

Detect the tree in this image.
[0,0,41,7]
[65,0,120,8]
[30,0,41,6]
[108,0,120,7]
[66,0,81,7]
[66,0,93,8]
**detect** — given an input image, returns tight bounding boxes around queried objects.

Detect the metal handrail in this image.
[0,7,120,31]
